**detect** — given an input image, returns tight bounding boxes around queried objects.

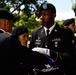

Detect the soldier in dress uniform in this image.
[0,8,55,75]
[29,2,75,75]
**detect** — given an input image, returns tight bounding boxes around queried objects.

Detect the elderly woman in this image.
[12,26,29,47]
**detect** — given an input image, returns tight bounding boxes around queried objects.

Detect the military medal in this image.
[35,37,41,47]
[52,38,61,47]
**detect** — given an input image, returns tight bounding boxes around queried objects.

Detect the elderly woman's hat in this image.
[12,26,28,36]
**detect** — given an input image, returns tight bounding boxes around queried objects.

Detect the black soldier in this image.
[29,2,75,75]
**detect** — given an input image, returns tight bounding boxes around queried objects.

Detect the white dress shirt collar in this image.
[44,22,56,36]
[0,28,6,33]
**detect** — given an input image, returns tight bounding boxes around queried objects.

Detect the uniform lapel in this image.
[40,27,46,47]
[45,23,59,45]
[49,23,59,38]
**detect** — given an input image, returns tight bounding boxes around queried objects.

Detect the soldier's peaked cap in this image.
[0,8,15,21]
[38,2,56,17]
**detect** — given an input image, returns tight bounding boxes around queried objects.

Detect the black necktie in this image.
[45,29,50,45]
[46,29,49,36]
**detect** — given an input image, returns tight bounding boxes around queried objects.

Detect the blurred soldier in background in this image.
[63,18,76,75]
[63,18,75,33]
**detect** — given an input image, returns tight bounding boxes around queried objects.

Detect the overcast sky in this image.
[47,0,75,20]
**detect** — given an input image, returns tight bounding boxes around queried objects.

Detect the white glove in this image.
[32,47,50,56]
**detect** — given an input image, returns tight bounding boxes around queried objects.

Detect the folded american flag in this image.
[33,57,59,72]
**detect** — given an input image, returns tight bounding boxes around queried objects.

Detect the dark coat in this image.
[0,30,48,75]
[29,23,76,75]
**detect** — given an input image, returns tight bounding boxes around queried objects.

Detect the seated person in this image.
[12,26,29,47]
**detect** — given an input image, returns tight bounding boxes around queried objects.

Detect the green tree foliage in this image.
[72,0,76,9]
[0,0,46,17]
[14,14,40,34]
[14,14,28,26]
[72,3,76,9]
[56,20,64,26]
[71,0,76,16]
